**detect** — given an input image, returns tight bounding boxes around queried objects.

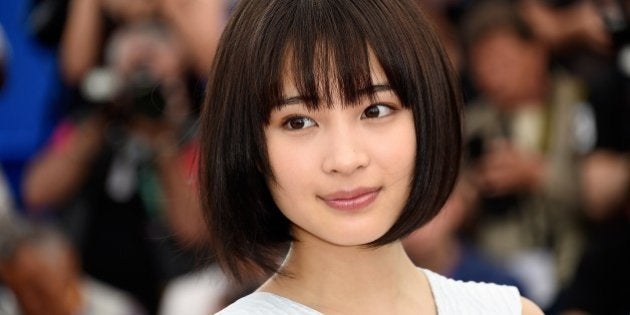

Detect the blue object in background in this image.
[0,0,61,208]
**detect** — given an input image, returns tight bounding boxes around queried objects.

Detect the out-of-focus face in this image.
[1,243,81,315]
[113,31,185,82]
[264,54,416,247]
[470,29,547,109]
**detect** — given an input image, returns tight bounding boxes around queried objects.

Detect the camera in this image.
[82,66,166,119]
[122,68,166,119]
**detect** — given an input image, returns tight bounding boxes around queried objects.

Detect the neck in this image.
[407,236,461,277]
[260,240,434,314]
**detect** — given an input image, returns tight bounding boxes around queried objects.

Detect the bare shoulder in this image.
[520,297,544,315]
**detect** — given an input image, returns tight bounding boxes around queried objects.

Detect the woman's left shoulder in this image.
[422,268,527,314]
[520,297,544,315]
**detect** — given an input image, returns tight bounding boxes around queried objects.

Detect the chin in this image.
[318,225,391,248]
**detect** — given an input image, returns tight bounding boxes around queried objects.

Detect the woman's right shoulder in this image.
[215,292,321,315]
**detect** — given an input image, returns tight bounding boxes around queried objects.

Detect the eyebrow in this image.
[279,83,393,106]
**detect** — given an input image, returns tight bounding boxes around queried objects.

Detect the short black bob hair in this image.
[199,0,462,282]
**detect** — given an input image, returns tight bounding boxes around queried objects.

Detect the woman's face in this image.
[470,29,547,109]
[264,56,416,247]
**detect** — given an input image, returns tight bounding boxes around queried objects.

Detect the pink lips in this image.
[320,187,381,211]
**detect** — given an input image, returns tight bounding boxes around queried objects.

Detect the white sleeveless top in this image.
[216,268,522,314]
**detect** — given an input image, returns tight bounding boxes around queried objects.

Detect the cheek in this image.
[268,143,309,188]
[265,135,317,210]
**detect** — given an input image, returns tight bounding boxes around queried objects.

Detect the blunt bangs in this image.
[200,0,462,282]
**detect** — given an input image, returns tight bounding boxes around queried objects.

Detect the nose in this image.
[321,127,370,175]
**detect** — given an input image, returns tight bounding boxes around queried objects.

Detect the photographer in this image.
[459,1,594,308]
[21,21,206,314]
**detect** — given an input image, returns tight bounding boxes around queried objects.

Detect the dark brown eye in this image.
[284,116,316,130]
[362,104,394,119]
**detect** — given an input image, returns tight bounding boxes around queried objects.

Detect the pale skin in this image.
[257,55,543,314]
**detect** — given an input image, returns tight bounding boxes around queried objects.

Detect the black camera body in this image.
[82,67,166,120]
[121,68,166,120]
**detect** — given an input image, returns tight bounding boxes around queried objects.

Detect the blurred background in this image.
[0,0,628,314]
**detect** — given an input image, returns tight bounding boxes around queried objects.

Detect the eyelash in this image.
[282,115,317,130]
[280,103,397,130]
[361,103,396,119]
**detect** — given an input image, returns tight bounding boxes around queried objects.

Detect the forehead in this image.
[473,29,525,51]
[278,45,390,108]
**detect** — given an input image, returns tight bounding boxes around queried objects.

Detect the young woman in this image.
[199,0,543,314]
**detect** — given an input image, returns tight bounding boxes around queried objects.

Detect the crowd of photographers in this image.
[0,0,628,314]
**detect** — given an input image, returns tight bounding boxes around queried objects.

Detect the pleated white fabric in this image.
[423,268,521,315]
[216,292,321,314]
[216,268,521,314]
